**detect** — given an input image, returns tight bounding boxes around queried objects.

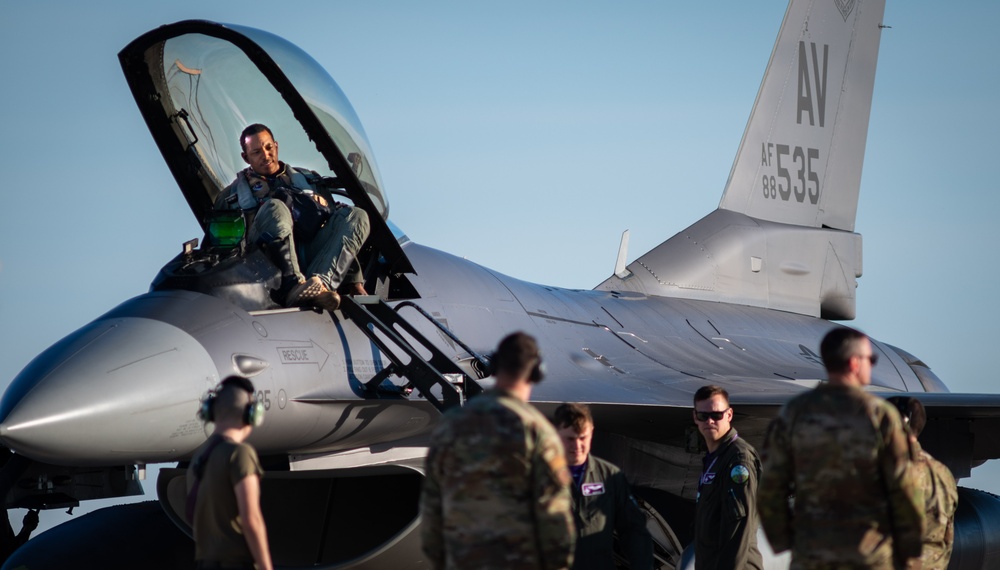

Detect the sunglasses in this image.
[858,353,879,366]
[694,409,730,422]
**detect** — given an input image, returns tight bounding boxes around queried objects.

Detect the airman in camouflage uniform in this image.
[888,397,959,570]
[758,328,924,570]
[420,332,575,570]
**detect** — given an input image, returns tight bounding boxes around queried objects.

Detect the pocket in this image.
[725,488,747,521]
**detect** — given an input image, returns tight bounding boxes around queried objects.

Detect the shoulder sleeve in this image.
[529,412,575,570]
[420,442,445,568]
[215,178,240,209]
[229,443,263,485]
[875,400,924,564]
[757,411,794,554]
[714,440,761,568]
[606,465,653,568]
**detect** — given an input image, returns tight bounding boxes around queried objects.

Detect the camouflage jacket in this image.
[758,384,924,570]
[420,389,575,570]
[912,442,958,570]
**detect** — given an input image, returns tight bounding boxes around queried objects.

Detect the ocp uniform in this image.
[693,428,763,570]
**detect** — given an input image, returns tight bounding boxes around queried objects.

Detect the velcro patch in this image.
[582,482,605,496]
[730,465,750,484]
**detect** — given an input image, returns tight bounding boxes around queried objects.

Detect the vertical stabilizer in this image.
[719,0,886,232]
[598,0,886,320]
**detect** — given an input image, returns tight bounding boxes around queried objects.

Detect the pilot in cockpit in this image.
[215,124,370,311]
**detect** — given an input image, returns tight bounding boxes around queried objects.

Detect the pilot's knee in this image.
[258,198,293,220]
[255,198,294,236]
[350,207,370,238]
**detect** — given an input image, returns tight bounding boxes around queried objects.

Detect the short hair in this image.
[240,123,274,153]
[887,396,927,437]
[820,328,869,374]
[553,403,593,433]
[693,385,729,406]
[493,332,541,381]
[214,375,256,423]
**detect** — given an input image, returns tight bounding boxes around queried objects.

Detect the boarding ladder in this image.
[337,296,487,412]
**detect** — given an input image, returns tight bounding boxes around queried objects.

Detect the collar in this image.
[705,427,740,458]
[247,161,288,181]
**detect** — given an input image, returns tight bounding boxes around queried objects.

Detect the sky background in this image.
[1,0,998,538]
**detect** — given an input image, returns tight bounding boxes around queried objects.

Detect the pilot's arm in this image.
[716,447,760,569]
[611,471,653,569]
[757,416,794,553]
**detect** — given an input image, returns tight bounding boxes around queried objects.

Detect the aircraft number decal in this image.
[256,389,272,411]
[757,41,829,205]
[760,143,820,204]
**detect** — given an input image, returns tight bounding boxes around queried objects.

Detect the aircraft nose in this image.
[0,316,217,466]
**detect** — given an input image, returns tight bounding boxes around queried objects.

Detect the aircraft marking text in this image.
[760,143,820,203]
[276,341,330,371]
[256,390,272,411]
[797,41,829,127]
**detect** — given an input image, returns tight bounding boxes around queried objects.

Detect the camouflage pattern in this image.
[911,443,958,570]
[420,389,575,570]
[758,384,924,570]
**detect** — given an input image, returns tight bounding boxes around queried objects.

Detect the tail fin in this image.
[720,0,886,231]
[597,0,887,320]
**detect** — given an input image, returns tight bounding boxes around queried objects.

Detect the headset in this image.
[198,376,265,427]
[529,354,545,383]
[488,347,545,383]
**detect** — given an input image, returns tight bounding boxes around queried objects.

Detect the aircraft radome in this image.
[3,0,1000,568]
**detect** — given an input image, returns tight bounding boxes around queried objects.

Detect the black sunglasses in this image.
[858,353,879,366]
[694,409,730,422]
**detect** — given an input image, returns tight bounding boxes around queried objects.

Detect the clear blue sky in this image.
[2,0,998,536]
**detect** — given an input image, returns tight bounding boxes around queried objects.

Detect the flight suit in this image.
[217,163,369,291]
[569,455,652,569]
[693,428,763,570]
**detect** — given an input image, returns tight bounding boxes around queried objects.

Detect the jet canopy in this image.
[119,20,409,274]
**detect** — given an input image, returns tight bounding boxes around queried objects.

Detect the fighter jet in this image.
[3,0,1000,568]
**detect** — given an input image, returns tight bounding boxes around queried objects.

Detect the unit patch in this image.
[581,482,605,496]
[730,465,750,484]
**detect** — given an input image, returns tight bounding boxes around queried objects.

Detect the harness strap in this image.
[185,436,226,523]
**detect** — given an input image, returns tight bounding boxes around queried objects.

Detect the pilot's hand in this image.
[22,510,38,532]
[313,194,329,208]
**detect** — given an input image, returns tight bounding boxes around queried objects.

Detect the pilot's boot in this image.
[326,247,358,293]
[262,237,305,306]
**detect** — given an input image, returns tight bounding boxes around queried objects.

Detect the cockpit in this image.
[119,21,414,310]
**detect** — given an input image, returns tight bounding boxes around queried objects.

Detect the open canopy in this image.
[119,20,410,274]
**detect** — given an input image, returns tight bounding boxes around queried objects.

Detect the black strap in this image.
[186,436,225,522]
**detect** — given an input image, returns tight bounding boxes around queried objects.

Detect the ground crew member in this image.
[187,376,272,570]
[691,385,763,569]
[758,328,923,569]
[420,332,575,569]
[888,396,958,570]
[552,402,652,570]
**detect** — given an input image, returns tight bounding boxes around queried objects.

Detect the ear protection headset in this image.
[198,376,265,427]
[528,353,545,383]
[488,347,545,383]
